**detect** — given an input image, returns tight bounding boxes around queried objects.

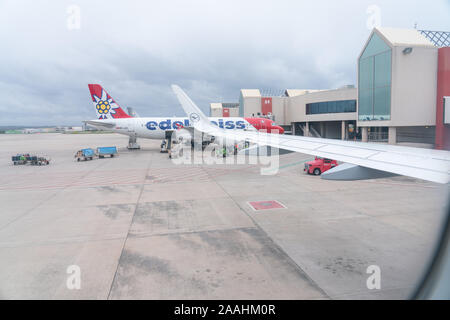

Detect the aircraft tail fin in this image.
[88,84,132,119]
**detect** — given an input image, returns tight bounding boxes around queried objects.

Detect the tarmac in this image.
[0,133,448,299]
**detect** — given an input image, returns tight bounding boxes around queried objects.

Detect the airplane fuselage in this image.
[88,117,261,139]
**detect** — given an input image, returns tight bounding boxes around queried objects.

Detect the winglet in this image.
[171,84,216,132]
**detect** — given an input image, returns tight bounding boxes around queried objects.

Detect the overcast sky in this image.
[0,0,449,126]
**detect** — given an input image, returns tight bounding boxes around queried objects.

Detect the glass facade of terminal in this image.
[306,100,356,115]
[358,32,392,121]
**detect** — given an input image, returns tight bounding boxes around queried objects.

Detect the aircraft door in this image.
[134,119,150,138]
[127,119,137,137]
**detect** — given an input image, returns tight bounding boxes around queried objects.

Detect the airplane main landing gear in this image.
[127,136,140,149]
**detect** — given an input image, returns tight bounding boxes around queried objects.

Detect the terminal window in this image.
[306,100,356,115]
[358,32,392,121]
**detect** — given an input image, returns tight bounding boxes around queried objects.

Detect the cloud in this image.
[0,0,449,125]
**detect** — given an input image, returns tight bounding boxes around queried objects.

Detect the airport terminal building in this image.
[211,27,450,150]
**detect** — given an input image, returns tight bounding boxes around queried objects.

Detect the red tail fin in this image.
[88,84,132,119]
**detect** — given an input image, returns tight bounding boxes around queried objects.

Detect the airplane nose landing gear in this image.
[127,135,140,149]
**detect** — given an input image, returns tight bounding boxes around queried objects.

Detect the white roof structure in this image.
[241,89,328,98]
[210,103,222,110]
[376,27,435,48]
[240,89,261,97]
[285,89,325,97]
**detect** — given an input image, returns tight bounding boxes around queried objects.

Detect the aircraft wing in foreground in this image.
[171,84,450,184]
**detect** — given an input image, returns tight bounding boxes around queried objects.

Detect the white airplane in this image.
[84,84,284,148]
[171,84,450,184]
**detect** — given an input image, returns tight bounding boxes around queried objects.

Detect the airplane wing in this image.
[83,120,115,129]
[171,85,450,184]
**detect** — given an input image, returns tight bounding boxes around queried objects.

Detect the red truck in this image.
[304,157,338,175]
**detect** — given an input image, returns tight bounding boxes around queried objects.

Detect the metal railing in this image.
[368,132,388,142]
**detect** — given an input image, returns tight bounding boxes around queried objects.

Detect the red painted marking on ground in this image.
[248,200,286,211]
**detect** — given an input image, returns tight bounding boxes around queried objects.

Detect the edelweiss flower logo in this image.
[93,90,120,119]
[96,100,111,114]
